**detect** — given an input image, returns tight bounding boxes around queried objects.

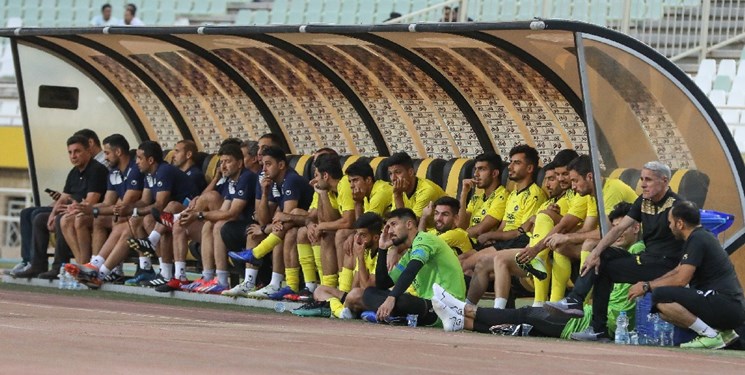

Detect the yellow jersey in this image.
[565,189,591,221]
[354,248,377,275]
[587,178,638,217]
[502,182,547,231]
[309,176,351,214]
[364,179,393,216]
[468,185,508,226]
[396,177,447,217]
[428,227,474,255]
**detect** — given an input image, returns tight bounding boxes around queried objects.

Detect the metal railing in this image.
[382,0,745,65]
[0,188,33,247]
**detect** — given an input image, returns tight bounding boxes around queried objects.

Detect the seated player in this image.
[419,197,473,258]
[388,151,446,218]
[362,208,466,326]
[432,202,643,335]
[66,141,196,288]
[457,152,507,270]
[293,212,382,318]
[162,143,256,293]
[60,134,143,278]
[227,146,313,298]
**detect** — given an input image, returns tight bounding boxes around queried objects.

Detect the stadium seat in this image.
[339,1,357,24]
[499,0,518,21]
[209,0,228,15]
[270,0,288,24]
[175,0,193,14]
[552,0,572,20]
[252,10,270,25]
[414,158,447,187]
[288,154,315,180]
[712,75,733,91]
[375,0,396,23]
[647,0,664,20]
[670,169,710,207]
[727,90,745,107]
[142,10,159,25]
[735,128,745,151]
[235,9,252,25]
[305,0,323,23]
[721,109,740,125]
[444,158,476,198]
[192,1,210,14]
[697,59,717,80]
[630,0,646,19]
[718,59,737,79]
[358,1,375,24]
[708,89,727,106]
[321,0,341,23]
[287,0,306,24]
[517,0,539,20]
[588,1,608,25]
[571,0,590,22]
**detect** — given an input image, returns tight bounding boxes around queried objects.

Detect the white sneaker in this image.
[432,299,464,332]
[246,284,280,299]
[221,281,255,298]
[339,307,354,320]
[7,261,30,275]
[432,283,466,311]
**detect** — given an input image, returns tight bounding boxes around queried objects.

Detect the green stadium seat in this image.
[630,0,646,19]
[588,1,608,26]
[713,75,733,91]
[517,0,539,20]
[270,0,288,24]
[209,0,227,15]
[287,0,306,24]
[192,1,210,14]
[175,0,193,14]
[6,3,23,19]
[57,6,74,26]
[357,1,375,24]
[647,0,664,20]
[142,10,159,25]
[252,10,270,25]
[41,9,57,27]
[499,0,517,21]
[375,0,396,23]
[552,0,572,19]
[305,0,323,23]
[571,0,590,22]
[339,1,357,24]
[321,0,341,23]
[235,9,252,25]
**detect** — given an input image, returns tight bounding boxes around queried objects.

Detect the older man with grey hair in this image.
[546,160,685,341]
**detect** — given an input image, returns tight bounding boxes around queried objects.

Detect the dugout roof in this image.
[2,20,745,254]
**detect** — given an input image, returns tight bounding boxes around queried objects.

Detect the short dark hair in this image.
[261,145,286,164]
[552,149,579,168]
[354,212,384,234]
[567,154,592,176]
[671,200,701,227]
[314,147,338,157]
[101,3,111,11]
[314,153,343,180]
[433,196,460,212]
[67,135,89,148]
[74,129,101,147]
[218,143,244,162]
[387,208,418,223]
[220,138,242,148]
[138,141,163,163]
[608,202,633,222]
[387,152,414,170]
[241,140,259,157]
[542,161,557,172]
[127,3,137,15]
[102,134,129,153]
[509,144,539,168]
[345,160,375,180]
[474,152,503,171]
[259,133,284,151]
[178,140,198,160]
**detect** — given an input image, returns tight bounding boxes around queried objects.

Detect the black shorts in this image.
[477,233,530,251]
[652,286,745,330]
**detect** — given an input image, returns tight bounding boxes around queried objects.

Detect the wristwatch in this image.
[642,281,651,293]
[197,211,205,221]
[92,207,99,218]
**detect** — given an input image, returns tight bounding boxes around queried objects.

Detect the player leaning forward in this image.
[362,208,466,326]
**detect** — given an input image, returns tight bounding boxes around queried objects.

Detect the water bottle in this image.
[659,320,674,346]
[615,311,630,344]
[274,302,286,313]
[648,313,661,346]
[58,264,68,289]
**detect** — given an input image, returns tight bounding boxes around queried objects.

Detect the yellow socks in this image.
[297,243,318,283]
[338,267,353,293]
[329,297,344,318]
[253,233,282,259]
[321,273,338,288]
[532,249,552,304]
[285,267,300,292]
[312,245,323,276]
[550,252,572,302]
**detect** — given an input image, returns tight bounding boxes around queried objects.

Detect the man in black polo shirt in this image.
[546,161,684,341]
[14,135,108,278]
[628,201,745,349]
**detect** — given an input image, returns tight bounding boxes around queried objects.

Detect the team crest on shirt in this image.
[238,190,244,197]
[285,190,292,196]
[157,181,163,187]
[682,254,688,260]
[131,180,137,186]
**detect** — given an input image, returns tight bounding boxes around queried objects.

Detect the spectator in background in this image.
[440,6,456,22]
[90,3,119,26]
[122,3,145,26]
[241,140,261,174]
[383,12,402,22]
[74,129,107,167]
